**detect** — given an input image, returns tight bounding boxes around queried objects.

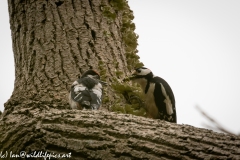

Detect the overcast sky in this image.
[128,0,240,134]
[0,1,15,113]
[1,0,240,134]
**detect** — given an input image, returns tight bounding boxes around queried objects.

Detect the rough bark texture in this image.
[6,0,137,111]
[1,105,240,159]
[2,0,240,159]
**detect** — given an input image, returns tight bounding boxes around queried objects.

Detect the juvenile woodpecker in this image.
[69,69,105,110]
[129,67,177,123]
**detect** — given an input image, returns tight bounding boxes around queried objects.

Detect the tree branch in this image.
[1,105,240,159]
[196,105,237,135]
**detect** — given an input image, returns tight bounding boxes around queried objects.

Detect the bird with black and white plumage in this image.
[126,67,177,123]
[69,69,107,110]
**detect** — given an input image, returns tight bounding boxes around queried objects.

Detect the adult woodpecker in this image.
[128,67,177,123]
[69,69,106,110]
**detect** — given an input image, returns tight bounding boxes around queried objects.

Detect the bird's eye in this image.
[137,69,141,73]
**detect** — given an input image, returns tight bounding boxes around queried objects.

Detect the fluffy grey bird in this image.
[69,69,104,110]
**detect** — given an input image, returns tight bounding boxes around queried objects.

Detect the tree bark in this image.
[2,0,240,159]
[1,105,240,159]
[6,0,139,111]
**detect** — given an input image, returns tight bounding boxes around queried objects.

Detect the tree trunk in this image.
[1,0,240,159]
[5,0,139,112]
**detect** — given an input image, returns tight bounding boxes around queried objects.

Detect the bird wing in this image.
[152,77,177,123]
[70,80,90,103]
[70,77,102,109]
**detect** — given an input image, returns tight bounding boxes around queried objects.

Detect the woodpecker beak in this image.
[130,70,138,79]
[123,71,138,82]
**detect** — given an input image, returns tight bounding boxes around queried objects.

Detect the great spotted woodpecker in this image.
[69,69,106,110]
[129,67,177,123]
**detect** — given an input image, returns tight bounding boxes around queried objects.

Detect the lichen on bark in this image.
[99,0,146,116]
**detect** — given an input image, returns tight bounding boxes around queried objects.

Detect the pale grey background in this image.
[1,0,240,134]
